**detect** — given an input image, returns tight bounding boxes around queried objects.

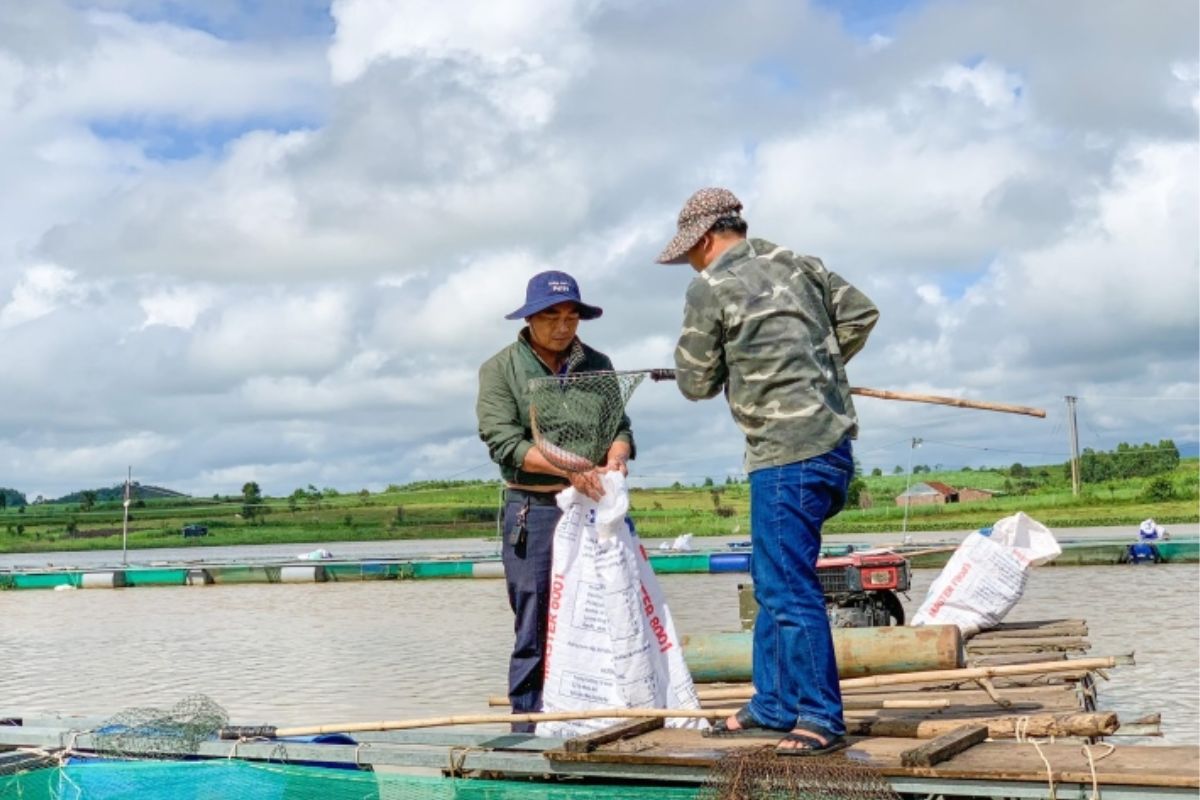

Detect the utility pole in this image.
[1065,396,1081,497]
[901,437,923,538]
[122,466,132,566]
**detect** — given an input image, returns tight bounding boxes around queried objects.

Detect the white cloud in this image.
[0,0,1195,499]
[13,432,177,498]
[328,0,588,83]
[187,288,353,380]
[0,264,84,329]
[5,9,328,125]
[139,285,217,330]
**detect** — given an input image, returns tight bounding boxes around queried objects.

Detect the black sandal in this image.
[703,706,778,738]
[775,723,848,757]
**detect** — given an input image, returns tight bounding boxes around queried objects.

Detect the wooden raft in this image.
[548,728,1199,789]
[544,618,1198,792]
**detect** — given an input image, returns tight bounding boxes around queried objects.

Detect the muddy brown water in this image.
[1,561,1196,745]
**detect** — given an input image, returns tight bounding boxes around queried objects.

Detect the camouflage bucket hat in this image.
[656,187,744,264]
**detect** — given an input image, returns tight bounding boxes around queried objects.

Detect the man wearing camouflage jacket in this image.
[657,187,878,756]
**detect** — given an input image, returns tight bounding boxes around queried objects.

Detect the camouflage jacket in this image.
[674,237,878,472]
[477,329,635,487]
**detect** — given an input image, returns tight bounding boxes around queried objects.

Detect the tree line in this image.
[1072,440,1181,483]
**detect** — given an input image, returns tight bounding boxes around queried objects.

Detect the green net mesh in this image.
[3,761,703,799]
[527,371,645,473]
[91,695,228,759]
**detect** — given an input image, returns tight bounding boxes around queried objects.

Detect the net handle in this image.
[639,369,1045,417]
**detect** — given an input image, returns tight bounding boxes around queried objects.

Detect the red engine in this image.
[816,551,910,627]
[738,549,912,629]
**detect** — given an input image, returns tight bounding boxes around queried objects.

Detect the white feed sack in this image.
[537,471,706,738]
[911,511,1061,637]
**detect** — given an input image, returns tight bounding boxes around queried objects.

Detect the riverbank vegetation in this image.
[1,454,1195,554]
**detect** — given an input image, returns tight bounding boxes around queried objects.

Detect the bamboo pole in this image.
[647,370,1045,418]
[849,387,1047,418]
[237,658,1126,739]
[487,692,949,710]
[488,656,1125,708]
[839,655,1128,691]
[220,707,741,740]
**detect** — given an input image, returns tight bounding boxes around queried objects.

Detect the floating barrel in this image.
[709,553,751,573]
[471,561,506,579]
[682,625,963,683]
[80,571,126,589]
[279,566,327,583]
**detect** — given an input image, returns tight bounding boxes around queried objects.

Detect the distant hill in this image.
[52,483,189,504]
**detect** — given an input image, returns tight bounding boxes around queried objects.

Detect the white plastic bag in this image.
[911,512,1060,636]
[537,471,706,738]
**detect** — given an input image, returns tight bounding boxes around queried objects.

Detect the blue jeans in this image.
[746,438,853,736]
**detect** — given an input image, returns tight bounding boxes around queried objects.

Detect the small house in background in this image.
[958,487,998,503]
[895,481,959,507]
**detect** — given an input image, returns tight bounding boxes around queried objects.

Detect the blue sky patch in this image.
[104,0,334,42]
[811,0,927,38]
[937,261,993,301]
[89,114,319,160]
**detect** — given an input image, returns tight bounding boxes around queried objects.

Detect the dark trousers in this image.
[501,493,562,733]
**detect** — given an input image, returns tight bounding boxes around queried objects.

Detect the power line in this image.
[1078,395,1200,401]
[916,438,1066,458]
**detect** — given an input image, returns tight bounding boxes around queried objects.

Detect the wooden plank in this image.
[563,718,663,753]
[900,724,988,767]
[904,739,1200,788]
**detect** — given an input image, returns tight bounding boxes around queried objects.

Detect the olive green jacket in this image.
[675,237,879,472]
[477,329,635,486]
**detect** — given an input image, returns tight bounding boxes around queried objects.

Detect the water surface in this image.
[2,561,1195,744]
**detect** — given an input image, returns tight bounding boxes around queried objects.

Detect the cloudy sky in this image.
[1,0,1196,500]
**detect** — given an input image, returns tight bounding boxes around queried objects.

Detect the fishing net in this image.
[528,371,647,473]
[696,746,899,800]
[91,694,228,759]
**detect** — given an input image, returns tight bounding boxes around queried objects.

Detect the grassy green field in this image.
[1,460,1196,554]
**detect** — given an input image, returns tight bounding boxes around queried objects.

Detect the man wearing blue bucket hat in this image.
[477,271,634,731]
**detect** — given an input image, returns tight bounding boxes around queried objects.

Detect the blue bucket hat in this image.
[504,271,603,320]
